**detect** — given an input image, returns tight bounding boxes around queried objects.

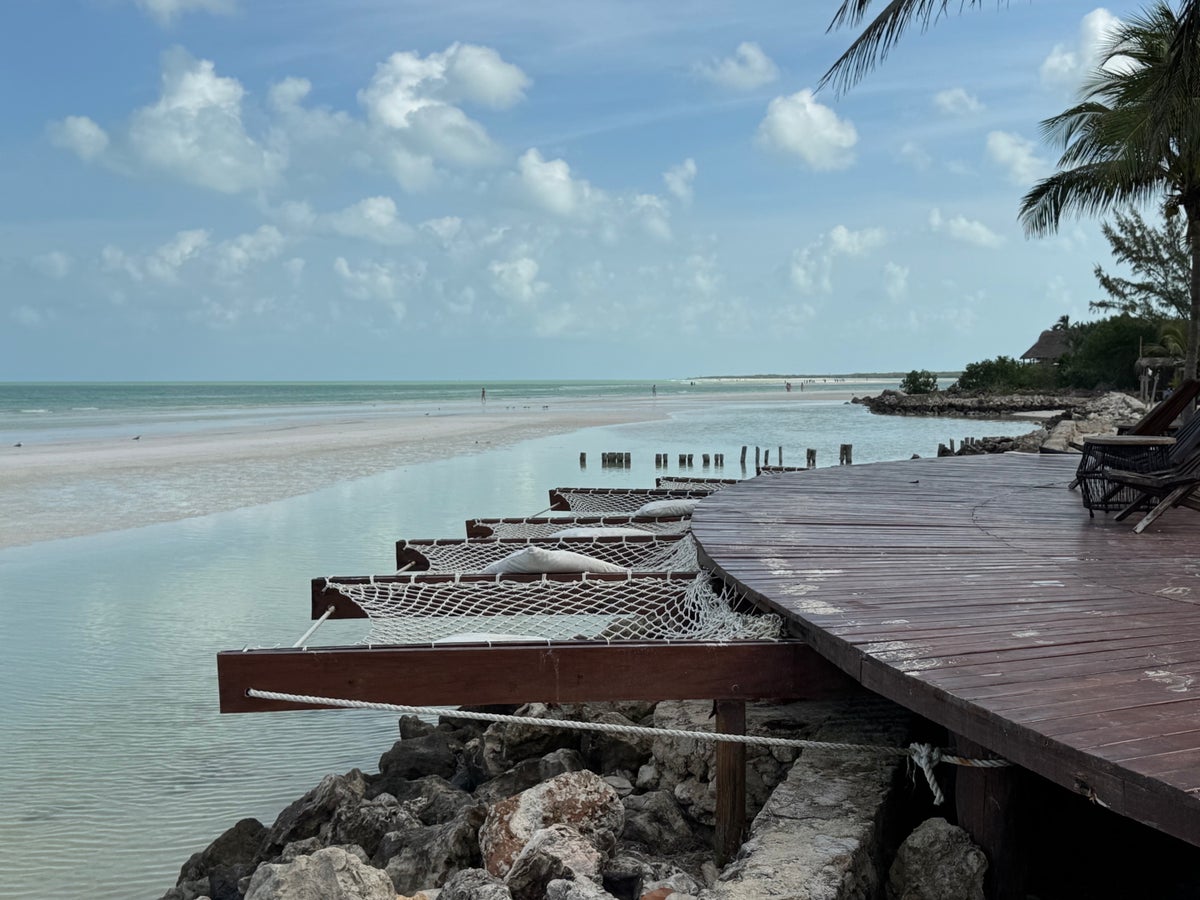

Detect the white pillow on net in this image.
[633,498,702,517]
[481,545,629,574]
[549,526,652,538]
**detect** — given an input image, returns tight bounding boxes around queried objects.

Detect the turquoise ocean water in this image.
[0,380,1031,898]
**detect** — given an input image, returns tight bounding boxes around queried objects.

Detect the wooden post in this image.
[954,734,1027,900]
[807,448,816,468]
[715,700,747,866]
[579,452,586,468]
[839,444,853,465]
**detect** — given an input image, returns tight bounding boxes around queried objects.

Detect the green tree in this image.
[1019,4,1200,383]
[899,369,938,393]
[1092,208,1189,320]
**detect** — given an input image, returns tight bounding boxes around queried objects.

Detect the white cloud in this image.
[489,257,547,304]
[695,42,779,91]
[933,87,983,116]
[48,116,109,161]
[883,262,909,300]
[929,208,1004,248]
[1040,8,1122,89]
[516,148,598,218]
[327,196,413,245]
[31,251,73,279]
[359,44,528,173]
[214,226,284,279]
[757,90,856,171]
[134,0,234,26]
[986,131,1048,186]
[128,49,283,194]
[663,158,697,204]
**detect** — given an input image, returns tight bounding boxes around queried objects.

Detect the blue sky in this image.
[0,0,1156,380]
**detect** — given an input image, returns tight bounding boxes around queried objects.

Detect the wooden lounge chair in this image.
[1104,448,1200,533]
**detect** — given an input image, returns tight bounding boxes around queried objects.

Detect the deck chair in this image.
[1105,448,1200,533]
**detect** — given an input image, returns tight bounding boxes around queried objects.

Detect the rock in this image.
[621,792,698,854]
[379,731,465,783]
[243,846,395,900]
[474,749,586,805]
[887,817,987,900]
[326,792,422,858]
[701,696,913,900]
[370,774,475,825]
[504,824,604,900]
[381,802,487,894]
[176,817,266,900]
[438,868,513,900]
[479,771,625,878]
[260,771,368,859]
[479,704,581,778]
[546,877,621,899]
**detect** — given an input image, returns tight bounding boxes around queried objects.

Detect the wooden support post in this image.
[715,700,747,866]
[806,448,816,468]
[954,735,1027,900]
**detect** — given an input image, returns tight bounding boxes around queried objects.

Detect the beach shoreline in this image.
[0,389,869,549]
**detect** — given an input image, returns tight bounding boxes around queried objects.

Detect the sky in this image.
[0,0,1162,381]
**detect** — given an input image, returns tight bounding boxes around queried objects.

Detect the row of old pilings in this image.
[578,444,854,469]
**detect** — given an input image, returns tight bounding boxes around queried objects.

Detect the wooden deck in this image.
[691,452,1200,848]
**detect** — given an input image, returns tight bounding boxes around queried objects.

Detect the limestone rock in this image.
[479,771,624,878]
[474,749,586,805]
[243,846,394,900]
[504,824,603,900]
[176,817,266,900]
[621,792,698,854]
[438,868,513,900]
[379,731,465,783]
[381,802,487,894]
[260,771,368,859]
[887,817,987,900]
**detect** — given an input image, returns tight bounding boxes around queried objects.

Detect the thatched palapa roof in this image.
[1021,329,1069,362]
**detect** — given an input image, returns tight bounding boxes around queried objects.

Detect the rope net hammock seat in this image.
[465,514,693,539]
[396,534,699,574]
[549,487,716,515]
[319,571,783,645]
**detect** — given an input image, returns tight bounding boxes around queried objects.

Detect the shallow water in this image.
[0,399,1033,898]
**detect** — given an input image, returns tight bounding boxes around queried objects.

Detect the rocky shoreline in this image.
[162,696,997,900]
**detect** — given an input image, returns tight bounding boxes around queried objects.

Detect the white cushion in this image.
[549,526,651,538]
[481,546,627,574]
[634,498,702,517]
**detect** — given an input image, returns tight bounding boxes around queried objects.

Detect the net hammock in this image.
[322,571,782,645]
[468,516,693,539]
[550,488,714,515]
[398,534,699,573]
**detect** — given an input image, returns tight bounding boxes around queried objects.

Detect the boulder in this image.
[260,771,368,859]
[381,802,488,894]
[479,771,625,878]
[379,731,465,783]
[504,824,604,900]
[243,846,395,900]
[621,792,698,854]
[887,817,987,900]
[176,817,266,900]
[438,868,513,900]
[474,749,586,805]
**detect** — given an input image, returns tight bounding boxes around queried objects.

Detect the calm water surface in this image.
[0,394,1032,898]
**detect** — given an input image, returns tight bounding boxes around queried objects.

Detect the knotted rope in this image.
[246,689,1010,805]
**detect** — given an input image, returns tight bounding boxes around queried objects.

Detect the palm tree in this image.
[821,0,1200,93]
[1018,3,1200,383]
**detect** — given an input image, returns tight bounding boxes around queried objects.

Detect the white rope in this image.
[245,689,1010,805]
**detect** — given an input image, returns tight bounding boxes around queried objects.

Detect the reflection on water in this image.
[0,401,1034,898]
